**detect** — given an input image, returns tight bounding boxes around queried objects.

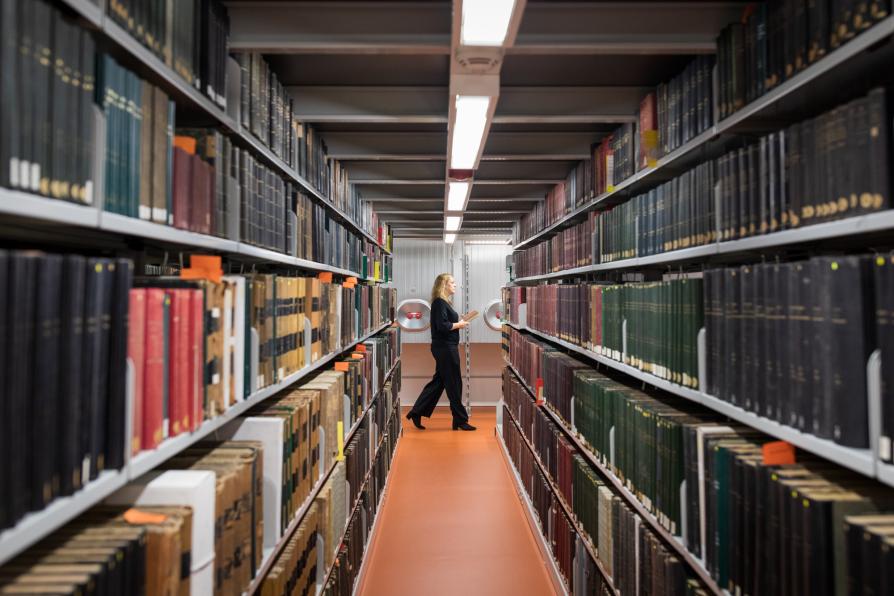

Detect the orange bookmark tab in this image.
[762,441,796,465]
[124,509,168,525]
[351,353,364,359]
[334,362,350,372]
[346,277,358,284]
[318,272,333,283]
[355,344,367,352]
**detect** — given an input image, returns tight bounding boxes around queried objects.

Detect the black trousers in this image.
[410,343,469,424]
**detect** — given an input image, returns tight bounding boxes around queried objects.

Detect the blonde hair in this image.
[431,273,453,303]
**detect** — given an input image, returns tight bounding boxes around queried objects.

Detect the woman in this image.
[405,273,476,431]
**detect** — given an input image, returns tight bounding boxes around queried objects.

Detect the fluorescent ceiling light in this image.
[445,216,462,231]
[446,182,470,211]
[444,233,456,244]
[461,0,516,46]
[465,239,511,245]
[450,95,490,169]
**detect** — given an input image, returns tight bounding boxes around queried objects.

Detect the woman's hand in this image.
[453,319,470,330]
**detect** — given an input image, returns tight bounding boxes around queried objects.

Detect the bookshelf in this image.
[513,210,894,283]
[512,14,894,251]
[499,403,617,596]
[0,320,392,567]
[18,0,391,256]
[505,321,879,479]
[246,358,401,595]
[0,187,380,279]
[503,362,723,595]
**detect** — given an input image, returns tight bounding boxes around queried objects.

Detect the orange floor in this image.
[356,408,559,596]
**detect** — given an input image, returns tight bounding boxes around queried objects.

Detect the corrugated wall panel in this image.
[392,239,510,344]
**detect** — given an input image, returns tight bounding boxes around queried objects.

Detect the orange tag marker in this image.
[762,441,796,465]
[334,362,350,372]
[535,378,545,405]
[346,277,358,284]
[355,345,367,353]
[351,353,364,359]
[124,509,168,525]
[318,272,333,283]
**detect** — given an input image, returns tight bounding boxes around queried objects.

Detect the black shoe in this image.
[406,411,425,430]
[452,421,476,431]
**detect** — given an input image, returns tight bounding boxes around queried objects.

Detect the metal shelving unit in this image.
[503,363,723,595]
[511,15,894,252]
[51,0,391,255]
[246,357,401,594]
[500,405,618,595]
[506,322,877,478]
[0,321,392,567]
[0,188,375,278]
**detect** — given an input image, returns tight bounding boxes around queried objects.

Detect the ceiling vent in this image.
[455,48,503,74]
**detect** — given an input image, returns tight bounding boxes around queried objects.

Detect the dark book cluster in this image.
[0,251,132,531]
[512,86,891,278]
[704,256,879,449]
[655,55,715,157]
[0,505,195,595]
[516,54,715,243]
[1,0,96,202]
[502,374,709,595]
[506,329,894,596]
[108,0,230,109]
[716,0,890,119]
[515,277,704,390]
[512,213,597,278]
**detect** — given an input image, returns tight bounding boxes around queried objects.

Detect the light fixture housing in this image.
[450,95,490,170]
[444,233,457,244]
[446,181,471,212]
[445,216,462,232]
[461,0,516,46]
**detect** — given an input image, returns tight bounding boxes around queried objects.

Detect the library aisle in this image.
[357,409,558,596]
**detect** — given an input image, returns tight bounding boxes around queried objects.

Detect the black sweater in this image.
[430,297,459,346]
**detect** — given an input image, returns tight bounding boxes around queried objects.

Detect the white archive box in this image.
[106,469,216,595]
[218,416,284,552]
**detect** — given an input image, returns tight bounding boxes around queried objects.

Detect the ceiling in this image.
[225,0,747,239]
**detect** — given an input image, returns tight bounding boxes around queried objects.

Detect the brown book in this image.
[151,86,169,224]
[139,81,154,220]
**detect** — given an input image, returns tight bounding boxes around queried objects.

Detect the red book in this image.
[189,288,204,431]
[128,289,147,455]
[172,147,192,231]
[168,289,191,436]
[142,289,167,450]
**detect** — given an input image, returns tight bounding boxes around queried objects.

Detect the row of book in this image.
[501,391,706,595]
[0,248,394,532]
[107,0,229,109]
[230,51,392,249]
[508,277,704,390]
[516,8,893,246]
[261,376,402,596]
[0,327,401,596]
[1,0,96,201]
[704,256,881,449]
[716,0,890,121]
[503,343,894,596]
[0,252,132,531]
[515,53,715,242]
[0,3,392,255]
[512,86,891,277]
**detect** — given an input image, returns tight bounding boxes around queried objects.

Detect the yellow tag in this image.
[337,421,345,461]
[831,261,839,271]
[878,256,885,266]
